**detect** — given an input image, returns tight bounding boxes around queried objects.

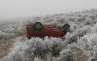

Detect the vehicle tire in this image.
[33,22,43,31]
[63,24,70,32]
[64,24,70,28]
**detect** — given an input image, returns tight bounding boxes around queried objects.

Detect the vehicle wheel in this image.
[63,24,70,32]
[33,22,43,31]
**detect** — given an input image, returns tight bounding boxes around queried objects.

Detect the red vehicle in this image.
[26,22,70,39]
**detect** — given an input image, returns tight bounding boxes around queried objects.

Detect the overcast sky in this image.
[0,0,97,20]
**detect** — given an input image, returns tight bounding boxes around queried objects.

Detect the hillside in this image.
[0,9,97,61]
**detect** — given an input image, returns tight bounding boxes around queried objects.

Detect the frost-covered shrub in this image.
[60,49,75,61]
[29,37,64,57]
[88,45,97,61]
[49,37,63,56]
[75,16,83,22]
[0,21,26,41]
[69,23,78,33]
[2,37,66,61]
[89,14,96,20]
[33,38,49,58]
[77,33,97,60]
[0,31,9,40]
[16,27,25,34]
[91,23,97,33]
[24,48,36,61]
[67,43,78,52]
[66,16,75,22]
[58,18,65,23]
[81,15,87,20]
[74,22,97,60]
[64,25,91,44]
[77,26,91,37]
[84,17,92,25]
[5,37,27,61]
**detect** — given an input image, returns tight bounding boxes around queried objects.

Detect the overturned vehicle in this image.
[26,22,70,39]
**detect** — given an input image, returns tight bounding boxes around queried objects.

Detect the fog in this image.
[0,0,97,20]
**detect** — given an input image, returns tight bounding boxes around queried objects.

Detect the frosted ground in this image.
[0,9,97,61]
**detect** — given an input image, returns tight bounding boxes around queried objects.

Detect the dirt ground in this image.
[75,49,87,61]
[0,34,26,58]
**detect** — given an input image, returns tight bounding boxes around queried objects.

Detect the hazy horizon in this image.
[0,0,97,20]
